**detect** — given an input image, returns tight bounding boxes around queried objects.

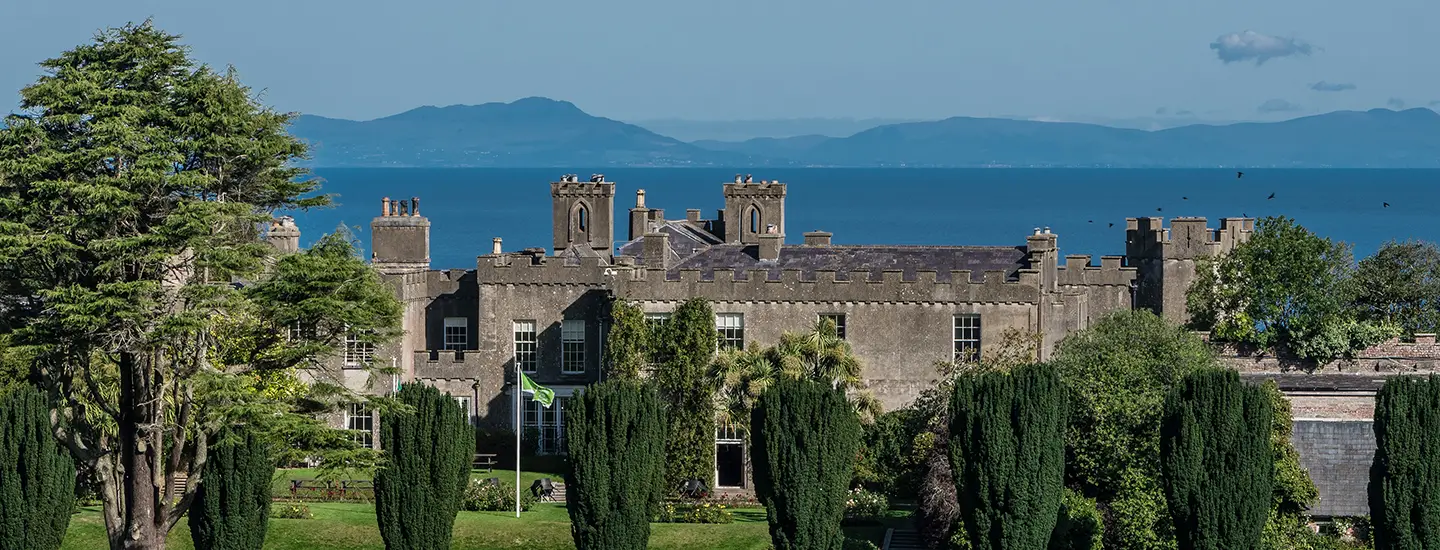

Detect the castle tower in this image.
[1125,216,1253,325]
[371,196,431,387]
[266,215,301,254]
[722,175,786,244]
[551,174,616,255]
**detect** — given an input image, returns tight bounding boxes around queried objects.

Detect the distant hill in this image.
[288,97,761,167]
[692,108,1440,168]
[287,99,1440,168]
[631,117,920,142]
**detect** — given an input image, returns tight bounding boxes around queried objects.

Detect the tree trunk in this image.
[114,351,167,550]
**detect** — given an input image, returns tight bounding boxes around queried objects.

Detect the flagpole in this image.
[515,362,522,518]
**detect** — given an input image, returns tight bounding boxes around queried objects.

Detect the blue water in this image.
[287,168,1440,270]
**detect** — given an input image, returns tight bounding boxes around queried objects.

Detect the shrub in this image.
[0,385,75,550]
[653,501,734,524]
[564,380,667,550]
[843,538,881,550]
[949,364,1066,550]
[460,479,536,512]
[1161,369,1273,550]
[374,384,475,550]
[657,298,717,491]
[189,427,276,550]
[1369,375,1440,549]
[752,378,862,550]
[1049,489,1104,550]
[270,503,313,520]
[844,487,889,522]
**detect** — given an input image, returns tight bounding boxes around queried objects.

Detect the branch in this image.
[165,434,206,531]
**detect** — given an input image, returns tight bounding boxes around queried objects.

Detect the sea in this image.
[286,168,1440,270]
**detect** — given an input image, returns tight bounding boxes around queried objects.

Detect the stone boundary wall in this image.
[1212,335,1440,374]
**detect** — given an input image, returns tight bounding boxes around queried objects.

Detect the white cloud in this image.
[1211,31,1313,65]
[1309,81,1356,92]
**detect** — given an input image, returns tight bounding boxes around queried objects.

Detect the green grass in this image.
[271,467,564,499]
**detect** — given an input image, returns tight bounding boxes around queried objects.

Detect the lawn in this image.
[62,467,904,549]
[271,467,563,499]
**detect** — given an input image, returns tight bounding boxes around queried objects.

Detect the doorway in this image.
[716,443,745,488]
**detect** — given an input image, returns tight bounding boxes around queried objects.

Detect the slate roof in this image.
[1291,419,1375,517]
[616,221,1029,283]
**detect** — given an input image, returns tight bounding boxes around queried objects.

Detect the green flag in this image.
[520,372,555,408]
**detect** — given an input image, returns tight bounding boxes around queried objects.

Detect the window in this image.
[645,312,671,327]
[716,313,745,351]
[562,319,586,374]
[819,313,846,340]
[749,207,760,233]
[716,418,743,443]
[453,395,473,426]
[444,317,468,350]
[346,403,374,448]
[343,333,375,369]
[578,206,588,231]
[513,321,538,373]
[287,320,315,341]
[953,314,981,363]
[523,396,572,455]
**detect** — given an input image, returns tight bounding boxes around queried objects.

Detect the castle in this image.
[272,174,1390,514]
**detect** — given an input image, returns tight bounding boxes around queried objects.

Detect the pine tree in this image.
[0,385,75,550]
[1160,369,1273,550]
[751,378,862,550]
[188,427,274,550]
[1369,375,1440,549]
[564,380,666,550]
[948,363,1066,550]
[656,298,718,492]
[374,383,475,550]
[0,22,401,550]
[603,299,649,380]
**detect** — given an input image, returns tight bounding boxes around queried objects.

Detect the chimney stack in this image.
[803,231,832,246]
[758,233,782,261]
[643,232,670,270]
[686,209,702,222]
[492,237,503,255]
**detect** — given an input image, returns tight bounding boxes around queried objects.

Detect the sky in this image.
[4,0,1438,124]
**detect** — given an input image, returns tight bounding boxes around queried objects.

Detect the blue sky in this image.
[4,0,1436,123]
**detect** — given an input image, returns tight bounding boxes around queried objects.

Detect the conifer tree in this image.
[751,378,862,550]
[1160,369,1273,550]
[564,380,666,550]
[656,298,718,491]
[188,427,274,550]
[0,385,75,550]
[948,363,1066,550]
[374,383,474,550]
[1369,375,1440,549]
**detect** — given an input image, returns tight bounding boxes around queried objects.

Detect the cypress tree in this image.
[656,298,718,491]
[1160,369,1273,550]
[0,385,75,550]
[948,363,1066,550]
[564,380,667,550]
[751,378,862,550]
[1369,375,1440,549]
[189,427,275,550]
[374,384,475,550]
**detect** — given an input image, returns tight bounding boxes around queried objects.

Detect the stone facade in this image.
[280,174,1397,511]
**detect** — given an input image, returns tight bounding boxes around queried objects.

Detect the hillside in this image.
[288,97,759,167]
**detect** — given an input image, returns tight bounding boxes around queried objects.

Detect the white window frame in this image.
[523,395,572,455]
[561,319,586,374]
[514,320,538,373]
[453,395,473,426]
[346,403,374,449]
[443,317,468,351]
[953,314,981,363]
[716,313,745,351]
[343,333,375,369]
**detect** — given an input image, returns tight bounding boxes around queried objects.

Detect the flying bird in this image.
[1267,193,1275,200]
[1384,202,1390,208]
[1237,171,1244,179]
[1182,196,1189,200]
[1108,223,1115,228]
[1157,207,1163,212]
[1088,220,1094,224]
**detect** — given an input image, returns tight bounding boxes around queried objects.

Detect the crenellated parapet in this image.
[611,267,1040,304]
[476,252,614,286]
[1057,255,1136,287]
[1126,216,1254,261]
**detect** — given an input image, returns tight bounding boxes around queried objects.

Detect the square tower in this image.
[722,175,786,244]
[551,174,616,256]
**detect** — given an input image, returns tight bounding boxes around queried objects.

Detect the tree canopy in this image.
[0,21,400,549]
[1352,240,1440,337]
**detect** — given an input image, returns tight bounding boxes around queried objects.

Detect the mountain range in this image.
[288,97,1440,168]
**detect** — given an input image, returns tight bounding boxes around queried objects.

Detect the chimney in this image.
[803,231,832,246]
[628,190,651,241]
[266,216,301,254]
[643,232,670,270]
[758,233,782,261]
[635,189,646,208]
[686,209,702,223]
[492,237,503,255]
[410,197,420,217]
[382,197,392,217]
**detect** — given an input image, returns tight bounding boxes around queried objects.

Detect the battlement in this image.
[550,175,617,197]
[723,175,787,197]
[476,252,614,286]
[1057,255,1137,286]
[1125,216,1254,260]
[612,266,1041,305]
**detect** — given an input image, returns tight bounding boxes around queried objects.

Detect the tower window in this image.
[749,207,760,234]
[578,206,588,231]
